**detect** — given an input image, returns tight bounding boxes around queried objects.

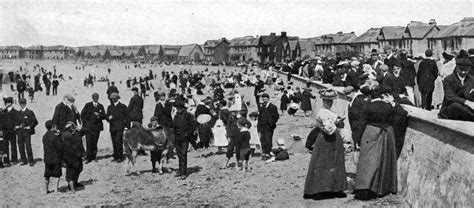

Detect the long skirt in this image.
[354,125,397,196]
[304,131,347,195]
[432,76,444,108]
[212,126,228,147]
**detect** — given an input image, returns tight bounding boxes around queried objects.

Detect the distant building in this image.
[229,36,259,63]
[428,17,474,58]
[286,40,301,60]
[258,32,295,63]
[299,38,319,59]
[161,45,181,62]
[377,26,406,50]
[177,44,204,62]
[314,32,357,57]
[402,19,440,56]
[20,45,43,59]
[0,46,21,59]
[42,45,75,59]
[351,28,380,57]
[203,38,230,64]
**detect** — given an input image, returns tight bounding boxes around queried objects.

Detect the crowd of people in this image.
[0,45,472,202]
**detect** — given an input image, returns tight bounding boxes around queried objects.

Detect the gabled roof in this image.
[178,44,202,57]
[403,21,437,39]
[318,32,356,44]
[288,40,299,51]
[109,50,122,56]
[260,35,280,45]
[352,28,380,43]
[379,26,405,40]
[430,18,474,39]
[204,40,218,48]
[229,36,259,47]
[162,45,181,55]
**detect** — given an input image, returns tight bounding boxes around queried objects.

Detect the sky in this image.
[0,0,473,47]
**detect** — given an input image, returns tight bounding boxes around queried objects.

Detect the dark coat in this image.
[300,90,316,111]
[173,110,196,142]
[384,55,400,73]
[254,80,265,96]
[400,59,416,87]
[43,130,63,164]
[195,104,211,117]
[383,73,407,98]
[257,103,279,132]
[348,94,370,146]
[280,94,290,111]
[2,107,18,133]
[346,68,362,90]
[417,59,439,93]
[16,108,38,135]
[52,102,81,131]
[440,74,473,110]
[106,102,129,132]
[61,130,85,162]
[127,94,144,122]
[153,102,173,128]
[291,91,302,103]
[80,102,105,131]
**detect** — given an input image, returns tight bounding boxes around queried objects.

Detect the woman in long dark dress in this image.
[300,88,316,116]
[353,86,408,200]
[304,89,347,200]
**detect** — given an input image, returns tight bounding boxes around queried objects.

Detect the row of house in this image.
[0,45,75,59]
[2,17,474,63]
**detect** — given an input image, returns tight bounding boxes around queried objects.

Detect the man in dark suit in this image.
[2,97,18,164]
[383,63,413,105]
[52,94,81,132]
[467,48,474,76]
[346,61,363,90]
[106,93,128,162]
[438,58,474,121]
[383,45,400,73]
[257,93,279,161]
[417,49,439,110]
[173,100,196,180]
[15,98,38,166]
[17,79,27,100]
[127,87,143,124]
[80,93,106,163]
[106,82,119,100]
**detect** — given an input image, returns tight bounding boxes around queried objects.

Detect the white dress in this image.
[212,119,228,147]
[249,120,260,148]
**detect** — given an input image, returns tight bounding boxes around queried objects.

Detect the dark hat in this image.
[319,89,338,100]
[455,58,472,68]
[131,87,139,92]
[175,100,186,108]
[237,117,251,128]
[18,98,26,104]
[393,61,402,68]
[261,93,270,98]
[468,48,474,55]
[371,49,378,56]
[425,49,433,57]
[45,120,53,130]
[249,111,259,118]
[3,97,13,103]
[336,52,342,56]
[442,52,454,60]
[150,116,158,122]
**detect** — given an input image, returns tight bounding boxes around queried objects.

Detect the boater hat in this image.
[319,89,338,100]
[197,114,212,124]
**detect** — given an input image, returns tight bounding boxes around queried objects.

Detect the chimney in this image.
[429,19,436,25]
[460,17,474,27]
[281,31,287,37]
[270,33,276,36]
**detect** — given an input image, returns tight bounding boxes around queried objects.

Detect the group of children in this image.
[42,120,85,194]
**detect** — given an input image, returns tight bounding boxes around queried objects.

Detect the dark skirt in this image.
[354,125,397,196]
[44,163,62,178]
[304,131,347,195]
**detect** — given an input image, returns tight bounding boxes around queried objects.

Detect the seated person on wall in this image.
[382,63,414,105]
[438,58,474,122]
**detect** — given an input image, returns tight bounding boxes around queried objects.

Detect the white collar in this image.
[240,127,249,132]
[20,107,27,112]
[457,73,466,84]
[7,106,13,111]
[265,102,271,108]
[113,101,120,106]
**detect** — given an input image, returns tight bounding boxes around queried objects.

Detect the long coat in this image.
[257,103,279,132]
[127,94,144,122]
[106,102,129,132]
[304,127,347,195]
[417,59,439,93]
[300,90,316,111]
[52,102,81,131]
[16,108,38,135]
[153,101,173,128]
[80,102,106,132]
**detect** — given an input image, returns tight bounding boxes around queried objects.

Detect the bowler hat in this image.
[131,87,139,92]
[19,98,26,104]
[455,58,472,68]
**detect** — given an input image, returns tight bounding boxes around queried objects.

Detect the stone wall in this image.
[274,70,474,207]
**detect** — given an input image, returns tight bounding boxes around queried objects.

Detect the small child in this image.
[248,112,260,155]
[236,118,252,172]
[61,122,85,193]
[42,120,62,194]
[267,138,290,163]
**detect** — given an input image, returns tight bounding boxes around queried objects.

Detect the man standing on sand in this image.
[257,93,279,161]
[173,100,196,180]
[80,93,106,163]
[15,98,38,166]
[106,93,128,162]
[2,97,19,165]
[51,94,81,132]
[417,49,439,110]
[127,87,146,156]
